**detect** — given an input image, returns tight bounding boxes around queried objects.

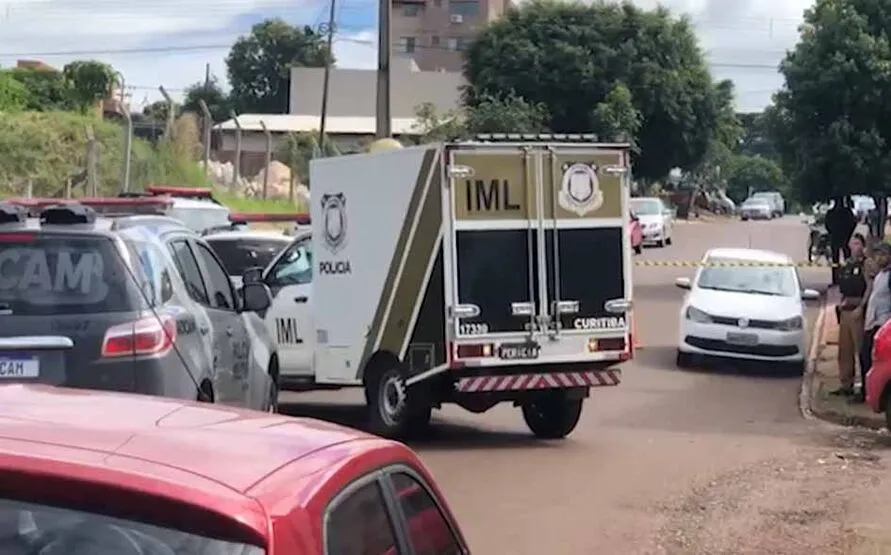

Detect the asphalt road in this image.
[281,216,888,554]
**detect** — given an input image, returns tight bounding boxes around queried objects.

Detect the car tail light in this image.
[0,233,35,242]
[454,343,493,359]
[101,315,177,358]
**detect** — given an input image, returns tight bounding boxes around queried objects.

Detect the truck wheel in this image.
[521,391,583,439]
[634,244,642,255]
[366,364,431,439]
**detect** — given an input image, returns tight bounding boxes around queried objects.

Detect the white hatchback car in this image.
[674,248,821,370]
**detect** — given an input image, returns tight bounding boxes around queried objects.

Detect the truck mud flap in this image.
[455,369,620,393]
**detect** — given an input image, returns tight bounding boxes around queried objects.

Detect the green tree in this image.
[737,112,778,160]
[464,0,725,180]
[464,92,550,134]
[7,68,76,111]
[226,19,332,114]
[412,102,465,143]
[771,0,891,203]
[62,60,117,113]
[0,73,26,112]
[589,83,642,144]
[182,75,232,123]
[724,154,786,202]
[143,100,180,124]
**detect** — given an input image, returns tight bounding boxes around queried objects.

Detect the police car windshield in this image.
[206,238,289,276]
[630,200,661,215]
[0,233,141,315]
[697,259,798,297]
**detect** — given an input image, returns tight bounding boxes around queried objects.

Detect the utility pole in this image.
[375,0,391,138]
[318,0,338,153]
[204,63,210,93]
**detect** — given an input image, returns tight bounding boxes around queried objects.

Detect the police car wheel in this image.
[366,364,431,439]
[521,391,583,439]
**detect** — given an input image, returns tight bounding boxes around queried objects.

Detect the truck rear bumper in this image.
[454,368,620,393]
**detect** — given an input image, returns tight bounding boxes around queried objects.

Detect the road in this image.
[282,216,891,554]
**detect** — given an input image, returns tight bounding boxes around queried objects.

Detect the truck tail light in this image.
[101,315,177,358]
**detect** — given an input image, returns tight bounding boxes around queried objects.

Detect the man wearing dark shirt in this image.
[832,233,869,396]
[825,197,857,284]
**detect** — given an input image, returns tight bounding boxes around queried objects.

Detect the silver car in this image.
[740,199,773,220]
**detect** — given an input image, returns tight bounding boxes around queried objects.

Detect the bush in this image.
[0,111,208,197]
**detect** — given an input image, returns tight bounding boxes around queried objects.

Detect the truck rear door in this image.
[447,142,631,367]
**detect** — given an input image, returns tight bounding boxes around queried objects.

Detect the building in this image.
[393,0,512,72]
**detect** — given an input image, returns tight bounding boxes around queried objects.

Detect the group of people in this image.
[831,204,891,402]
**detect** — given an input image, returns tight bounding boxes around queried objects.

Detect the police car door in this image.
[541,145,631,354]
[263,236,314,376]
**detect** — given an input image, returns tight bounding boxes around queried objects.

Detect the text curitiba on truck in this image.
[271,134,636,439]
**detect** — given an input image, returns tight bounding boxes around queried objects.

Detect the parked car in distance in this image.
[0,384,470,555]
[751,191,785,217]
[674,248,820,372]
[629,197,673,247]
[629,212,643,254]
[0,200,278,411]
[866,318,891,428]
[740,198,773,220]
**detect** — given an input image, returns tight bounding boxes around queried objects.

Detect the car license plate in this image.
[498,342,540,360]
[0,355,39,378]
[726,332,758,346]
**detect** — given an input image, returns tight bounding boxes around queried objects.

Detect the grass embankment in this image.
[0,111,303,214]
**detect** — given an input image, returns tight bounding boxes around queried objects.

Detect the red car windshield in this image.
[0,498,264,555]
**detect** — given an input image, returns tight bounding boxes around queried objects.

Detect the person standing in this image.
[825,196,857,284]
[831,233,869,396]
[858,242,891,402]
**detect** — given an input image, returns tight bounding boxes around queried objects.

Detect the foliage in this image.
[737,112,779,161]
[412,93,550,143]
[590,83,641,144]
[5,68,77,111]
[182,75,232,123]
[0,74,26,112]
[143,100,181,124]
[276,131,340,187]
[0,111,206,197]
[724,154,786,202]
[463,0,728,180]
[62,60,117,113]
[226,19,332,114]
[412,102,465,142]
[771,0,891,203]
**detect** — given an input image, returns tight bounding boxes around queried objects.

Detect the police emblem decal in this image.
[558,162,604,216]
[738,318,749,328]
[321,193,347,253]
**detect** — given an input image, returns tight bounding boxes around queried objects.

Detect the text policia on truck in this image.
[250,134,636,439]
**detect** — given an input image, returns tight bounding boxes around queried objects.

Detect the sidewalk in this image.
[806,288,886,429]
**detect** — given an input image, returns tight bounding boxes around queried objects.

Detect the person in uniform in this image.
[832,233,869,396]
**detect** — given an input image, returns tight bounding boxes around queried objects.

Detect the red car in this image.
[866,318,891,427]
[0,384,469,555]
[629,213,643,254]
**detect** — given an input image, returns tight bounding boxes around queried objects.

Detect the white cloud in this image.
[0,0,813,112]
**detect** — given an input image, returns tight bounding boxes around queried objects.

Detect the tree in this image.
[143,100,180,124]
[226,19,332,114]
[771,0,891,204]
[464,92,550,134]
[182,76,231,123]
[7,68,76,111]
[464,0,726,181]
[724,154,786,202]
[0,73,26,112]
[62,60,117,113]
[589,83,641,145]
[737,112,779,161]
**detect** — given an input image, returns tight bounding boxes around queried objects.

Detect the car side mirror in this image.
[242,266,263,285]
[801,288,821,301]
[242,282,272,312]
[675,277,691,289]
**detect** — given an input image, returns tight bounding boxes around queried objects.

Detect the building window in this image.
[402,3,421,16]
[447,37,472,51]
[449,0,479,17]
[433,0,442,6]
[400,36,417,53]
[431,35,440,47]
[446,37,458,52]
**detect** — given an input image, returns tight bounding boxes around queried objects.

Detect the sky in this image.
[0,0,813,113]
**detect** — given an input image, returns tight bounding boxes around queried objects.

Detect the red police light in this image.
[146,185,215,199]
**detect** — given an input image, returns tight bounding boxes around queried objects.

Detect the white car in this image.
[629,197,673,247]
[204,230,294,288]
[740,198,772,220]
[674,248,820,370]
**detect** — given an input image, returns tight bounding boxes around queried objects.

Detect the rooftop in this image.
[213,114,423,135]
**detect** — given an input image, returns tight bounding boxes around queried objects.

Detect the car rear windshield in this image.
[0,233,139,316]
[207,238,289,276]
[169,205,231,233]
[0,498,264,554]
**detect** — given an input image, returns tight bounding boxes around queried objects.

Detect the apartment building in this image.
[392,0,511,72]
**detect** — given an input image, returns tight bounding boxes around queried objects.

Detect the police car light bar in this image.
[145,185,215,199]
[5,197,173,217]
[229,212,311,225]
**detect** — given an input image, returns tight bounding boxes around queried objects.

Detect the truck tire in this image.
[365,363,432,439]
[521,391,583,439]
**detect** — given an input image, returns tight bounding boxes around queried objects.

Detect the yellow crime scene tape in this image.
[633,260,842,268]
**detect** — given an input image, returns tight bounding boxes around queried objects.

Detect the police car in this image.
[120,185,233,233]
[0,198,280,411]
